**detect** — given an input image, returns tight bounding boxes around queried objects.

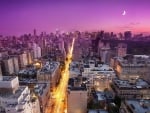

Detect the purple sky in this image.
[0,0,150,35]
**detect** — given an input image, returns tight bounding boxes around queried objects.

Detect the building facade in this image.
[0,76,41,113]
[37,62,60,89]
[67,88,87,113]
[111,78,150,99]
[111,55,150,80]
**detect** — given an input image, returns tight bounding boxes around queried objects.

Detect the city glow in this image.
[45,38,75,113]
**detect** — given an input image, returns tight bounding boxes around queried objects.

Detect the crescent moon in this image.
[122,10,126,16]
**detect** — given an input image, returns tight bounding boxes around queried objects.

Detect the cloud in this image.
[129,22,140,25]
[117,22,140,30]
[118,25,133,30]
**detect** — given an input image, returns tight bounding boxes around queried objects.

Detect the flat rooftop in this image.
[96,91,106,101]
[113,78,150,89]
[90,65,114,72]
[70,66,80,76]
[0,86,26,99]
[39,61,59,75]
[115,55,150,66]
[34,83,48,96]
[83,64,114,72]
[18,67,36,75]
[126,99,150,113]
[0,76,17,81]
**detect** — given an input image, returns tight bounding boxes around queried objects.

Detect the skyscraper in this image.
[124,31,132,40]
[33,29,37,36]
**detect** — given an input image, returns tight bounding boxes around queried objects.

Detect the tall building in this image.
[118,32,123,39]
[58,39,65,54]
[33,43,41,59]
[1,57,14,75]
[124,31,132,40]
[98,41,104,57]
[18,52,28,68]
[37,61,60,89]
[33,29,37,36]
[12,56,19,74]
[27,50,34,64]
[37,46,42,58]
[67,87,87,113]
[34,83,50,113]
[98,42,114,64]
[100,48,110,63]
[1,56,19,75]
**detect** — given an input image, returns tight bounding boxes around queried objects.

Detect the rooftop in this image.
[39,61,59,75]
[96,91,106,101]
[34,83,48,96]
[113,78,150,89]
[126,99,150,113]
[69,62,81,77]
[84,64,90,68]
[0,86,26,99]
[90,65,114,72]
[115,55,150,66]
[134,55,149,58]
[1,76,17,81]
[19,67,36,75]
[83,64,115,76]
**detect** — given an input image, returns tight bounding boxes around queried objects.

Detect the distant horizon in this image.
[0,29,150,37]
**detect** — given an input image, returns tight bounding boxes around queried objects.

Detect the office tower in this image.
[18,52,28,68]
[12,56,19,73]
[33,43,41,59]
[26,50,34,64]
[124,31,132,40]
[1,57,14,75]
[99,43,111,63]
[33,29,37,36]
[34,83,50,113]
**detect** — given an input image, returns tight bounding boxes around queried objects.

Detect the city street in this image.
[45,38,75,113]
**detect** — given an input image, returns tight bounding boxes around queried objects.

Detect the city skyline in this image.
[0,4,150,112]
[0,0,150,35]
